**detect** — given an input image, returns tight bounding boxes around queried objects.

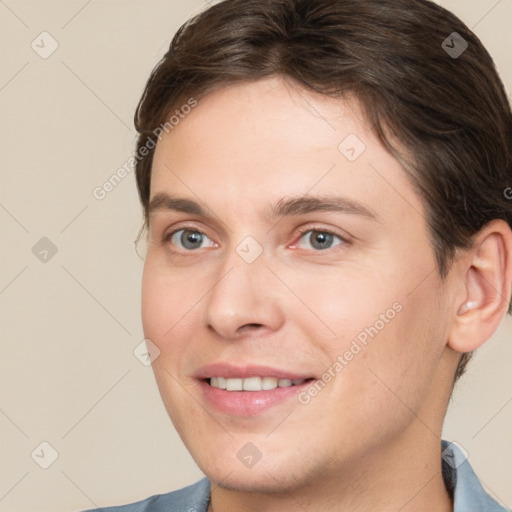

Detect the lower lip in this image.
[199,379,314,416]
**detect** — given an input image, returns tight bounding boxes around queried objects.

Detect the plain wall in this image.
[0,0,511,510]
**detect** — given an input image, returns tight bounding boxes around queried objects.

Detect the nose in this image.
[204,248,285,340]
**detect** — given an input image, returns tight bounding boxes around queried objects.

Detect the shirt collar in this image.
[441,440,509,511]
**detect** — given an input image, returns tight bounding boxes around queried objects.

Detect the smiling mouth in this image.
[207,376,315,391]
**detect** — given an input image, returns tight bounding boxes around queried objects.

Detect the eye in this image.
[294,228,348,251]
[164,228,216,251]
[162,226,349,253]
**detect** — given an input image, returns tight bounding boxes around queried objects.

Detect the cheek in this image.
[141,259,198,352]
[141,263,168,341]
[289,263,397,347]
[354,282,446,418]
[303,258,443,396]
[141,261,203,420]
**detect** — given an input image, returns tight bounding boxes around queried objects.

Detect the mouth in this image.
[207,376,314,391]
[195,364,317,416]
[194,361,316,418]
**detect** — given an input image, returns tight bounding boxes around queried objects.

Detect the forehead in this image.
[150,77,425,225]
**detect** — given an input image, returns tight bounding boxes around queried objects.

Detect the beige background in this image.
[0,1,511,511]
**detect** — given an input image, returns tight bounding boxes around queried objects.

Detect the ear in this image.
[448,219,512,353]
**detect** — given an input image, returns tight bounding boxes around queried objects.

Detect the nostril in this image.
[240,323,263,331]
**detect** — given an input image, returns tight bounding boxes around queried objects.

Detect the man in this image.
[84,0,512,510]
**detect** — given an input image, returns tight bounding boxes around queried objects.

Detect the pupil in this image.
[312,231,332,250]
[183,231,202,249]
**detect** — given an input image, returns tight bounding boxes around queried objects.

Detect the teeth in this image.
[243,377,261,391]
[262,377,278,390]
[226,378,243,391]
[209,376,306,391]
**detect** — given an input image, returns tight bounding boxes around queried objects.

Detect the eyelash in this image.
[161,225,351,253]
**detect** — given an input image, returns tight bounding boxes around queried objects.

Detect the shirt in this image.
[80,441,510,511]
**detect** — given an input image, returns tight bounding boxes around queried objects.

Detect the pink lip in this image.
[195,363,315,417]
[195,363,313,380]
[199,380,314,416]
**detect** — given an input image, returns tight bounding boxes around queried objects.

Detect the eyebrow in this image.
[147,192,379,222]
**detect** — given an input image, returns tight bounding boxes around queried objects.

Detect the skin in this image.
[141,76,512,512]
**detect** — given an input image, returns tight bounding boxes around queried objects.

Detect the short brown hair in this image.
[134,0,512,380]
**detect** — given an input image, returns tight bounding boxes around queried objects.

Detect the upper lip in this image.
[195,363,314,380]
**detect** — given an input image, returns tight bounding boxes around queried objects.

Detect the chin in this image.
[207,468,297,494]
[194,448,319,496]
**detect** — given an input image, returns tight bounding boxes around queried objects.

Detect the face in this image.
[142,77,455,493]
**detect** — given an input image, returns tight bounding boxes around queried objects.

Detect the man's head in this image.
[134,0,512,498]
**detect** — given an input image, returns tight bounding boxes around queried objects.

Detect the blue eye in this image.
[165,229,215,250]
[296,229,346,251]
[163,226,348,253]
